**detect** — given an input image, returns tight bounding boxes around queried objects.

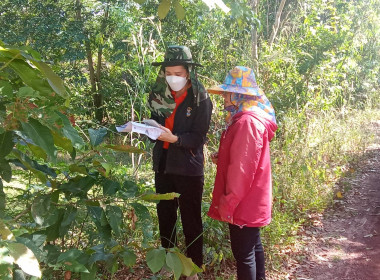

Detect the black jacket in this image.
[151,87,213,176]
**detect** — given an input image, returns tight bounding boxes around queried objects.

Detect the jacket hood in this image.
[232,111,278,141]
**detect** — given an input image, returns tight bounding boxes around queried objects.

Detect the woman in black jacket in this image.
[148,45,212,278]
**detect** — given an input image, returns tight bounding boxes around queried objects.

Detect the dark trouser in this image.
[155,172,204,267]
[229,224,266,280]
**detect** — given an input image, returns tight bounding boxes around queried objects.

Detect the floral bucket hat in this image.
[208,66,276,123]
[148,45,208,118]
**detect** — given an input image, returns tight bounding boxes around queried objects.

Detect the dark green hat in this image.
[152,45,202,67]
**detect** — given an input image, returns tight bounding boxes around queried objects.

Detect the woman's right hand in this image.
[211,152,218,165]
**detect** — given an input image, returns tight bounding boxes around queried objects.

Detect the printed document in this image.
[116,119,163,140]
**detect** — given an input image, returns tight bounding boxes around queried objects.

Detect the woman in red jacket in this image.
[207,66,277,280]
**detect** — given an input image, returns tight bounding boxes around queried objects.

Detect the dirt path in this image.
[289,121,380,280]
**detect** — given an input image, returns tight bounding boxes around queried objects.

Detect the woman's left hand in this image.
[157,125,178,143]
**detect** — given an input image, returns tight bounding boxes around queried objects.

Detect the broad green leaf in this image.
[13,269,26,280]
[8,59,52,96]
[0,80,12,97]
[31,61,68,99]
[52,130,73,153]
[158,0,171,19]
[61,260,89,273]
[88,128,107,147]
[166,252,182,280]
[0,220,15,241]
[57,249,82,263]
[146,248,166,273]
[104,144,145,154]
[11,152,56,178]
[81,265,97,280]
[7,243,41,277]
[44,244,61,264]
[100,162,111,177]
[17,87,39,98]
[102,179,120,196]
[15,236,45,262]
[0,131,14,158]
[59,176,96,197]
[56,111,84,149]
[87,206,112,241]
[59,206,77,236]
[27,143,47,161]
[31,195,59,227]
[69,164,87,175]
[173,0,185,20]
[176,252,194,276]
[141,192,180,202]
[87,244,113,265]
[0,159,11,182]
[120,180,138,198]
[21,118,56,161]
[121,250,136,267]
[133,0,146,3]
[105,205,123,236]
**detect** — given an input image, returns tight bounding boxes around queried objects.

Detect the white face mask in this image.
[166,75,188,91]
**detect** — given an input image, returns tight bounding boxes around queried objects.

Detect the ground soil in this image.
[273,121,380,280]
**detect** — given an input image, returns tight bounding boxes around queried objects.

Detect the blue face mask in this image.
[224,105,237,112]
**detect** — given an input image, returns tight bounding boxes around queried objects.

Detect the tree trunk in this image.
[269,0,287,48]
[250,0,259,74]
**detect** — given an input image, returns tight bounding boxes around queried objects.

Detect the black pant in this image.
[229,224,266,280]
[155,171,204,267]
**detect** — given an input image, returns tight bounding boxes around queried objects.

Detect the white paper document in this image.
[116,119,164,140]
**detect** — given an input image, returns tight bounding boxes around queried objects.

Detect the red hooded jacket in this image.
[207,111,278,227]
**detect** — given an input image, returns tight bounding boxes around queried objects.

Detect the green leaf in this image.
[0,131,14,159]
[173,0,185,20]
[0,80,12,97]
[31,195,59,227]
[141,192,180,202]
[21,118,56,161]
[0,220,15,241]
[52,130,73,153]
[7,59,52,96]
[57,249,82,263]
[0,159,11,182]
[158,0,171,19]
[105,205,123,237]
[61,260,89,273]
[146,248,166,273]
[7,243,41,277]
[31,61,68,99]
[17,87,39,98]
[56,111,84,149]
[59,176,96,198]
[27,143,47,161]
[15,236,46,262]
[176,252,194,276]
[120,180,138,198]
[13,269,26,280]
[81,265,97,280]
[121,250,136,267]
[87,206,112,241]
[69,164,87,175]
[88,128,107,147]
[133,0,146,3]
[166,252,182,280]
[59,206,77,236]
[104,144,145,154]
[102,179,120,196]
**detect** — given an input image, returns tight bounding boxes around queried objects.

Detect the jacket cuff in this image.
[173,134,182,146]
[218,193,240,224]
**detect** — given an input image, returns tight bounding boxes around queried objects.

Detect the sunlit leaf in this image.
[176,252,194,276]
[141,192,180,201]
[56,111,84,149]
[166,251,182,280]
[7,243,41,277]
[0,220,15,241]
[146,248,166,273]
[173,0,185,20]
[158,0,171,19]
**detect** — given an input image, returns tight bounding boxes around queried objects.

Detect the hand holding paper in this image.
[116,119,164,140]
